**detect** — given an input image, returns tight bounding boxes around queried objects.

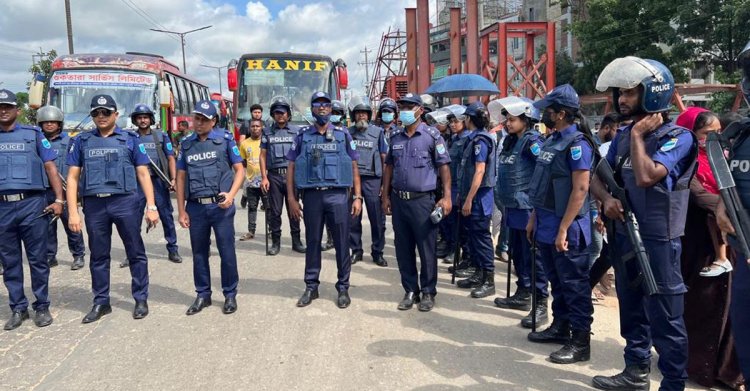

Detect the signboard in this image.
[50,71,156,89]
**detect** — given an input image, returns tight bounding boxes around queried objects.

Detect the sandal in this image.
[699,259,733,277]
[239,232,255,241]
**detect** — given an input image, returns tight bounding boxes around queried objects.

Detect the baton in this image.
[451,199,462,285]
[506,227,512,298]
[530,237,538,333]
[262,192,270,255]
[58,172,68,192]
[32,209,54,221]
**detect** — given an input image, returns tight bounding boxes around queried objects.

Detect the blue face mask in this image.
[399,110,417,126]
[330,114,342,123]
[312,111,330,126]
[381,112,394,123]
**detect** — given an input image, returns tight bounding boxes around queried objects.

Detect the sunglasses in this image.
[90,109,114,118]
[311,102,332,109]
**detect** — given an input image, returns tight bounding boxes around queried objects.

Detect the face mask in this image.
[330,114,342,124]
[541,111,556,129]
[399,110,417,126]
[312,111,330,126]
[381,112,394,123]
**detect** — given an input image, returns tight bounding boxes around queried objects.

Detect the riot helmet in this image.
[36,105,64,125]
[270,96,292,116]
[130,103,155,126]
[377,98,398,123]
[739,40,750,105]
[490,96,541,122]
[596,56,675,113]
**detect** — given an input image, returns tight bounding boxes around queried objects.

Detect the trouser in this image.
[392,192,438,294]
[349,176,385,257]
[137,178,178,253]
[244,187,262,233]
[444,189,470,257]
[302,189,351,291]
[509,227,548,297]
[45,189,85,258]
[267,172,301,238]
[466,211,494,271]
[537,241,592,332]
[731,251,750,382]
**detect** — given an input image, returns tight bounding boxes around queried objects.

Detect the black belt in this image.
[190,196,219,204]
[392,190,430,201]
[0,191,42,202]
[269,168,288,175]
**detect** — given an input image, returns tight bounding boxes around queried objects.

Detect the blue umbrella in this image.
[424,74,500,97]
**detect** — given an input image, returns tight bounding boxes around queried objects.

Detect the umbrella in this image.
[424,74,500,98]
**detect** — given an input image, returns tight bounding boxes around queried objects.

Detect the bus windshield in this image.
[237,57,332,125]
[48,70,158,131]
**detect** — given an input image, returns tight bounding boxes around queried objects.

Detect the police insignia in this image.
[139,144,147,154]
[0,92,8,99]
[97,97,107,105]
[530,142,541,156]
[41,139,51,149]
[261,136,267,143]
[570,145,582,161]
[350,140,357,150]
[660,138,678,152]
[232,146,240,156]
[291,142,297,150]
[436,144,446,154]
[474,144,481,155]
[166,142,173,151]
[201,102,210,109]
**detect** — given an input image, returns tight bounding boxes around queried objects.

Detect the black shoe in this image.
[292,235,306,253]
[397,292,420,310]
[337,290,351,309]
[521,297,549,329]
[447,256,472,274]
[168,252,182,263]
[442,252,454,264]
[322,237,334,251]
[240,195,247,209]
[372,254,388,267]
[133,301,149,319]
[528,319,571,344]
[71,256,85,270]
[47,256,58,268]
[351,251,363,265]
[268,238,281,256]
[119,259,129,268]
[4,310,29,330]
[470,270,495,298]
[34,309,53,327]
[297,288,319,307]
[454,266,477,278]
[82,304,112,324]
[186,297,211,315]
[456,268,483,289]
[550,330,591,364]
[222,297,237,314]
[592,364,651,390]
[418,293,435,312]
[494,287,531,311]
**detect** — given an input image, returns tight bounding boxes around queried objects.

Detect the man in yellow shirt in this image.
[239,118,264,240]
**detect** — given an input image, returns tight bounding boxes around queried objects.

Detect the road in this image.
[0,200,711,390]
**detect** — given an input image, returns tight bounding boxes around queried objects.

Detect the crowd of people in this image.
[1,46,750,391]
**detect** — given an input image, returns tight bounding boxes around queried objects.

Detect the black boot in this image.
[292,234,306,253]
[550,329,590,364]
[447,257,471,274]
[494,287,531,310]
[268,236,281,256]
[528,319,571,344]
[470,270,495,298]
[592,364,651,391]
[456,267,483,289]
[351,251,363,265]
[521,297,549,328]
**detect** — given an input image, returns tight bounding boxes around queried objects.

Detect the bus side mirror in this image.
[336,62,348,90]
[28,80,45,109]
[158,81,171,108]
[227,59,239,92]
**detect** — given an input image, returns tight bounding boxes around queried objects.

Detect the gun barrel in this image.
[625,213,659,296]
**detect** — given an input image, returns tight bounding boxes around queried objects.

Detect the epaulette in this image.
[19,124,42,133]
[424,125,441,140]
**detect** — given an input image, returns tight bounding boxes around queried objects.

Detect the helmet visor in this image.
[595,56,663,92]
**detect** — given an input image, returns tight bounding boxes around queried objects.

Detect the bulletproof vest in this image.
[181,131,234,199]
[448,133,471,188]
[349,124,383,177]
[528,128,591,217]
[294,128,353,189]
[729,119,750,210]
[78,130,137,196]
[49,134,70,179]
[496,130,540,210]
[615,123,697,240]
[458,131,496,198]
[390,124,441,192]
[264,124,299,169]
[0,125,49,192]
[138,129,166,174]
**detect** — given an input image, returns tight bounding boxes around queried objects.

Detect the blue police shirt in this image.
[470,135,494,216]
[534,124,593,246]
[141,130,175,158]
[176,129,243,171]
[67,127,150,167]
[505,133,544,230]
[285,124,360,162]
[0,124,57,195]
[385,123,450,192]
[260,123,299,150]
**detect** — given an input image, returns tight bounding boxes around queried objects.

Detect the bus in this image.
[226,53,348,128]
[29,52,209,136]
[210,92,236,139]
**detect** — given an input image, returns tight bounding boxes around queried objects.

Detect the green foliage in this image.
[556,52,576,86]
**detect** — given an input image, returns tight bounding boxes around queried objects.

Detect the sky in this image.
[0,0,417,99]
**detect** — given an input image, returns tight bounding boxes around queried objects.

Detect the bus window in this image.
[190,83,201,107]
[176,78,188,115]
[166,73,181,113]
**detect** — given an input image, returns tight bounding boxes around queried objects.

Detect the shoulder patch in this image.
[41,139,51,149]
[350,140,357,150]
[474,144,481,155]
[166,142,173,151]
[570,145,582,161]
[436,143,446,155]
[530,142,541,156]
[660,137,678,152]
[139,144,147,154]
[232,145,240,156]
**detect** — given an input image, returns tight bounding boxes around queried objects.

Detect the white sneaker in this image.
[699,259,733,277]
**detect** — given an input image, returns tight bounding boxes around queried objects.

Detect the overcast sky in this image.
[0,0,419,98]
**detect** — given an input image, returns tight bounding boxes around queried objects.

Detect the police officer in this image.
[330,100,346,127]
[67,94,159,323]
[37,105,86,271]
[260,97,305,255]
[0,90,64,330]
[420,94,437,123]
[444,105,473,273]
[286,91,362,308]
[525,84,595,364]
[591,58,697,390]
[377,98,401,138]
[348,99,388,267]
[176,100,245,315]
[130,104,181,263]
[382,93,452,312]
[492,97,550,328]
[426,108,453,263]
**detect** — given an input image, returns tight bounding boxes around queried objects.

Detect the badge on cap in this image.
[570,145,582,161]
[436,143,446,155]
[405,93,414,98]
[42,139,51,149]
[530,142,541,156]
[474,144,481,156]
[0,92,8,99]
[97,97,107,105]
[201,102,210,110]
[660,137,678,152]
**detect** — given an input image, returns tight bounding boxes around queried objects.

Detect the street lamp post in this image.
[201,64,227,97]
[150,25,212,73]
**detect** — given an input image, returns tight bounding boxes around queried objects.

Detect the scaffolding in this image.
[367,27,408,102]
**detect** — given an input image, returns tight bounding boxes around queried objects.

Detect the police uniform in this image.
[287,120,359,306]
[0,115,58,329]
[445,130,473,269]
[45,132,85,267]
[178,126,243,312]
[348,123,388,266]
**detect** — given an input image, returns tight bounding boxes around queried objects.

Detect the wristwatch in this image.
[352,195,363,201]
[146,205,158,211]
[54,198,66,205]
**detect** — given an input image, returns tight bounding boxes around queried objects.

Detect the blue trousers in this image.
[302,188,351,291]
[0,194,50,312]
[137,178,178,253]
[509,227,548,297]
[267,172,300,238]
[731,254,750,382]
[537,241,592,332]
[466,212,494,271]
[392,192,438,294]
[83,193,149,305]
[613,237,688,391]
[45,190,85,259]
[349,176,385,257]
[186,201,238,299]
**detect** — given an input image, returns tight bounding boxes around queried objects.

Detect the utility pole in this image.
[200,64,227,97]
[150,25,212,73]
[65,0,74,54]
[358,46,373,95]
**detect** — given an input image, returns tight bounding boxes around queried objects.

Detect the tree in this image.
[24,49,58,124]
